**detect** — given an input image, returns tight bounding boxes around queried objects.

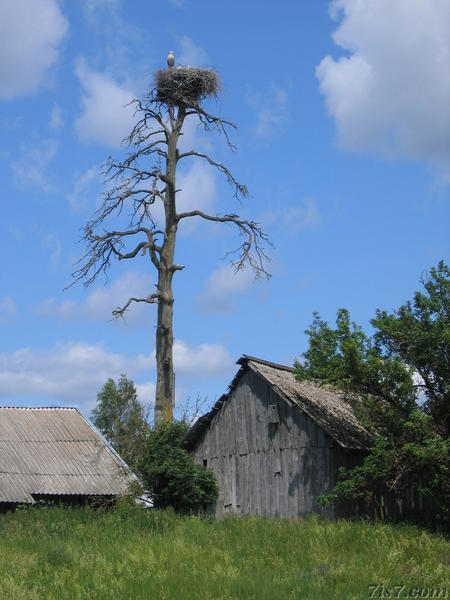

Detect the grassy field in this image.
[0,504,448,600]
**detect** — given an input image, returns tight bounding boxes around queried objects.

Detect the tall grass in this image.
[0,504,448,599]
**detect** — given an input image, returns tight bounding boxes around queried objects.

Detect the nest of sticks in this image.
[155,67,221,107]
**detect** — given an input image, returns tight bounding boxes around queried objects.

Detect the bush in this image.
[139,421,218,513]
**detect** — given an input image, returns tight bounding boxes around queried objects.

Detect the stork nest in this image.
[155,67,221,107]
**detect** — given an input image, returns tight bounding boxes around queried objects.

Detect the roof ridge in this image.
[0,439,102,443]
[238,355,295,372]
[0,471,120,476]
[0,406,77,410]
[184,354,371,451]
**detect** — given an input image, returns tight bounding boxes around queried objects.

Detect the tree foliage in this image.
[138,421,218,512]
[372,260,449,435]
[91,375,150,472]
[295,308,416,414]
[92,376,217,512]
[295,261,449,527]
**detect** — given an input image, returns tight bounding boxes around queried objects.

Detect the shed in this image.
[0,406,135,507]
[184,355,371,518]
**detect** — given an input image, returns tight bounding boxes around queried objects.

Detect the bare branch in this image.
[69,67,272,426]
[185,104,237,149]
[103,227,161,268]
[176,210,271,277]
[70,226,161,288]
[104,163,165,184]
[177,150,247,200]
[126,99,170,139]
[121,140,168,166]
[85,163,166,231]
[112,293,160,319]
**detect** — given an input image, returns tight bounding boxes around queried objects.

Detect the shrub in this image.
[139,421,218,513]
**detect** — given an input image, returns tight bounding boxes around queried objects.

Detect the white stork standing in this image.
[167,51,175,69]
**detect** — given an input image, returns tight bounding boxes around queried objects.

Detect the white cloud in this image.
[0,297,16,323]
[0,338,231,410]
[247,85,289,138]
[177,161,215,214]
[316,0,450,182]
[50,103,64,130]
[37,271,155,323]
[82,0,119,19]
[283,198,321,232]
[168,0,184,7]
[75,59,136,147]
[178,37,207,67]
[171,340,233,375]
[68,164,102,210]
[177,115,213,154]
[196,264,255,314]
[135,381,156,407]
[11,139,59,192]
[149,161,216,231]
[262,198,321,234]
[43,233,62,269]
[0,342,151,410]
[0,0,67,100]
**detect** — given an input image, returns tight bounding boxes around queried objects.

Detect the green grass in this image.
[0,504,448,600]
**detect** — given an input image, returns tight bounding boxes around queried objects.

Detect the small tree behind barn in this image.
[91,375,150,473]
[71,54,270,424]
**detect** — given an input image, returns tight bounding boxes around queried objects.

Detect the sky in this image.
[0,0,449,420]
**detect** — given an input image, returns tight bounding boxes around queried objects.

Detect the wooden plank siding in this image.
[193,369,344,519]
[188,357,432,523]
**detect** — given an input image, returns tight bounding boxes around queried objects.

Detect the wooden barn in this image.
[0,406,135,508]
[184,355,371,519]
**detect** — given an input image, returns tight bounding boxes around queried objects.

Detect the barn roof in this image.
[184,355,371,451]
[0,406,135,504]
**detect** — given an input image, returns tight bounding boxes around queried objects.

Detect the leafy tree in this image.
[92,376,216,512]
[372,260,449,436]
[72,59,270,424]
[138,421,218,512]
[91,375,150,472]
[295,308,416,414]
[295,262,449,527]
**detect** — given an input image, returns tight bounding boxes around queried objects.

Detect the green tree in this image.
[91,375,150,472]
[295,308,416,414]
[295,261,449,527]
[372,260,449,436]
[138,421,217,512]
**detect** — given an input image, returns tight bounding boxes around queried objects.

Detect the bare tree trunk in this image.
[154,261,175,422]
[71,74,270,426]
[154,113,181,423]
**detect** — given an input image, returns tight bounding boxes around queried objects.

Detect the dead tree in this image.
[71,62,270,424]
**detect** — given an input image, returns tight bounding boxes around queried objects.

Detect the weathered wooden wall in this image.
[193,368,353,519]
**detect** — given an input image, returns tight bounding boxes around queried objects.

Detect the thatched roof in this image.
[184,355,371,451]
[0,407,135,504]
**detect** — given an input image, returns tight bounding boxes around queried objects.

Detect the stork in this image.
[167,50,175,69]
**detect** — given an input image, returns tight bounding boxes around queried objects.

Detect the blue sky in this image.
[0,0,449,419]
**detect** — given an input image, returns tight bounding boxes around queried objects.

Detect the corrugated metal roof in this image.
[0,407,135,503]
[184,355,371,451]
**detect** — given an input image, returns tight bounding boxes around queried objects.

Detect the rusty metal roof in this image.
[184,355,371,451]
[0,407,135,503]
